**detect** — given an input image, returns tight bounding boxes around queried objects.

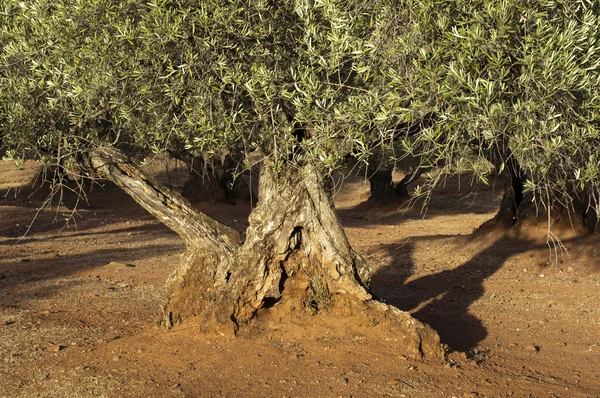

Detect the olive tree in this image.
[385,0,600,231]
[0,0,441,357]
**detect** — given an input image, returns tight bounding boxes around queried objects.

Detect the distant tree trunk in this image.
[395,169,423,199]
[36,155,84,187]
[493,175,524,227]
[487,168,596,234]
[183,170,227,202]
[86,146,441,359]
[368,166,396,203]
[220,154,259,204]
[173,151,257,204]
[175,154,227,203]
[368,167,419,203]
[394,176,410,198]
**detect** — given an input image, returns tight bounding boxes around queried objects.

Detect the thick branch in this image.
[86,146,241,251]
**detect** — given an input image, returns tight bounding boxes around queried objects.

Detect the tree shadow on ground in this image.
[0,223,171,245]
[0,174,256,309]
[0,178,186,306]
[370,232,540,352]
[0,243,182,306]
[2,177,251,237]
[336,180,502,229]
[1,177,145,210]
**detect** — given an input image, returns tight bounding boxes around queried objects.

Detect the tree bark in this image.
[205,162,373,326]
[87,147,242,327]
[86,146,442,359]
[493,176,524,227]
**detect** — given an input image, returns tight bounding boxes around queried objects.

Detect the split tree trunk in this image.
[200,162,374,328]
[87,146,441,359]
[86,146,242,328]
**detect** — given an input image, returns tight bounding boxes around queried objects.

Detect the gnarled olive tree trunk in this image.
[87,146,441,359]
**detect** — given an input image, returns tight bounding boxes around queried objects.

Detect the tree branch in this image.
[85,146,242,252]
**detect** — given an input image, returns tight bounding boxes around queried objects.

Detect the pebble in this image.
[46,345,65,352]
[525,345,540,353]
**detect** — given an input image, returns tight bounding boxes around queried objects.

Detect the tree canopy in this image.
[2,0,600,225]
[0,0,406,175]
[0,1,445,352]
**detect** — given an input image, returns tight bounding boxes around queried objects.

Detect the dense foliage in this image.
[0,0,402,175]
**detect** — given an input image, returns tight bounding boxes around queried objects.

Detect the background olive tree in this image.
[384,0,600,231]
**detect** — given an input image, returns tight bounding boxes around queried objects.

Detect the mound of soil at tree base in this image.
[1,161,600,397]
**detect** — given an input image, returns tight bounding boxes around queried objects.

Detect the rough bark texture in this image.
[87,147,441,359]
[205,163,373,327]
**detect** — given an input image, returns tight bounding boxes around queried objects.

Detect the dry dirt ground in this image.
[1,160,599,398]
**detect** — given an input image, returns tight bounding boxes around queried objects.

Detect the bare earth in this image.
[1,161,599,397]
